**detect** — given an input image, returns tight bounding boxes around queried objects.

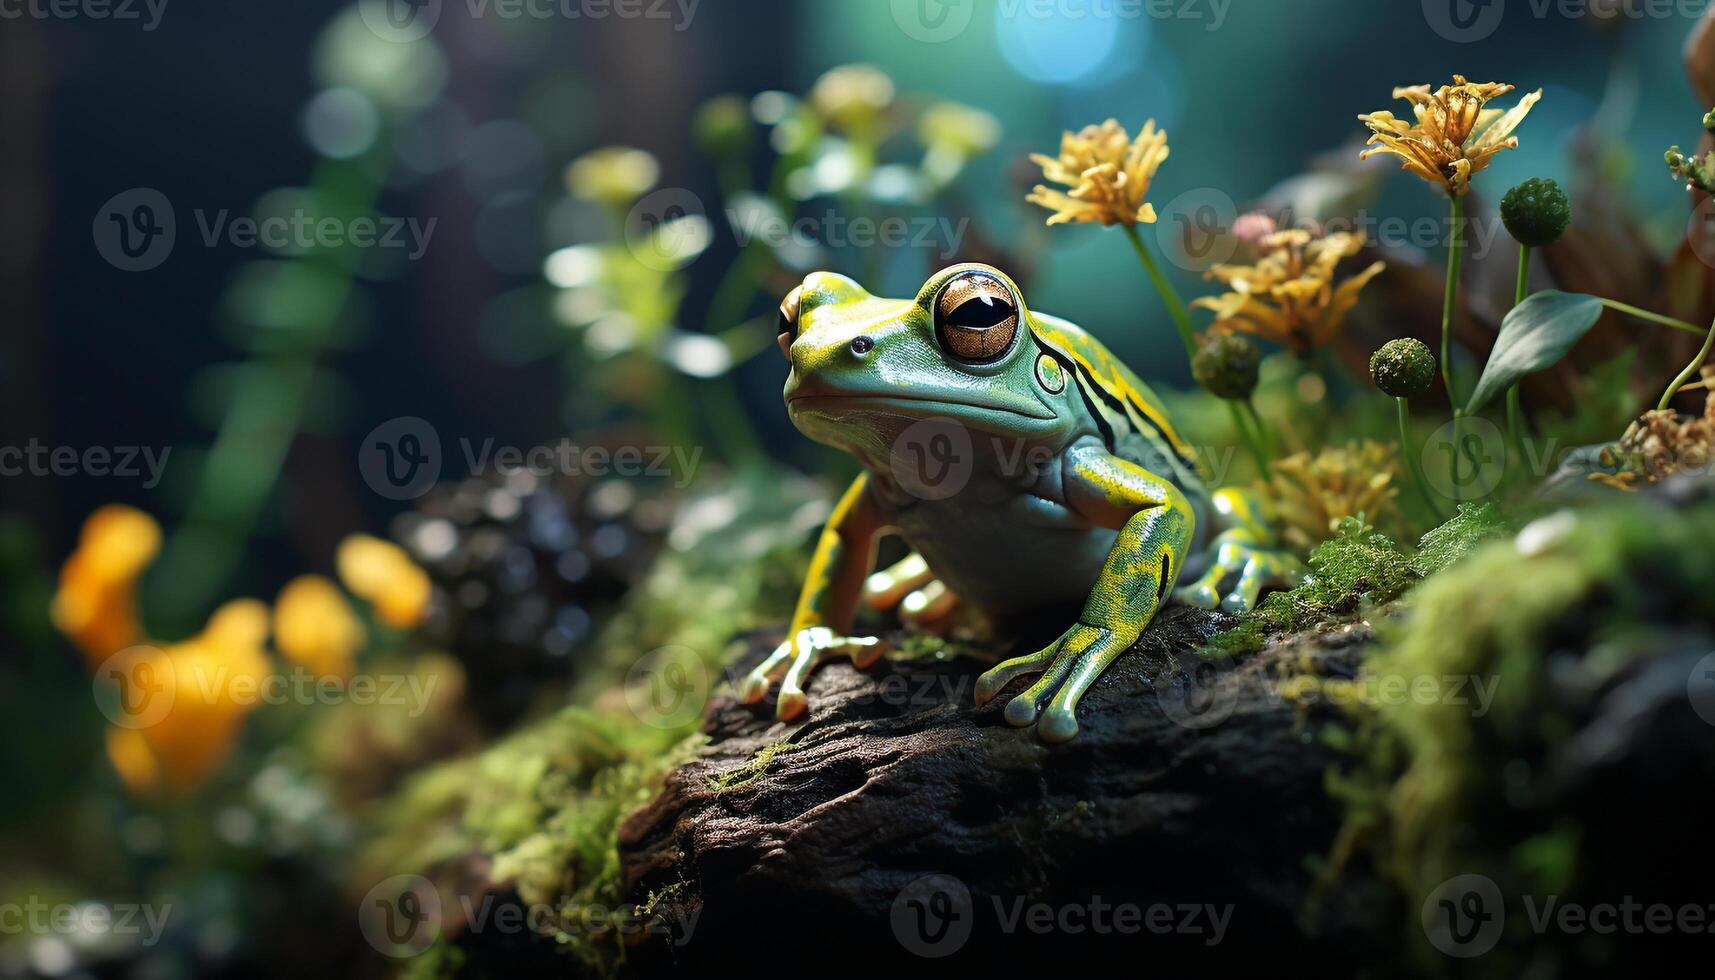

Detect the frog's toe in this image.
[739,638,794,703]
[863,553,935,611]
[1036,705,1080,743]
[899,579,959,625]
[1219,550,1303,613]
[1174,580,1223,610]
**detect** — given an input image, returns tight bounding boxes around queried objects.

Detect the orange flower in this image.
[1192,228,1386,354]
[103,599,272,796]
[274,575,365,679]
[337,535,431,629]
[51,505,160,667]
[1359,76,1541,197]
[1027,118,1169,227]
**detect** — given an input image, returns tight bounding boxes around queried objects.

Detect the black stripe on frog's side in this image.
[1033,336,1117,451]
[1066,355,1202,489]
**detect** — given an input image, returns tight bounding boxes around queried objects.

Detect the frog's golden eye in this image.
[934,272,1018,363]
[776,284,804,360]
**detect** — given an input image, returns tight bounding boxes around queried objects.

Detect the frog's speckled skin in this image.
[741,264,1299,742]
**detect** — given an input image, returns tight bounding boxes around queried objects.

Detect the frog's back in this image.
[1029,312,1208,499]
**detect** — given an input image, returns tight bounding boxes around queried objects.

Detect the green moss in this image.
[1325,496,1715,969]
[1208,505,1510,657]
[705,741,795,795]
[360,473,825,977]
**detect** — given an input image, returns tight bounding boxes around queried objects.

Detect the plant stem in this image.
[1658,315,1715,411]
[1598,299,1707,336]
[1505,244,1531,457]
[1441,195,1465,407]
[1234,398,1273,480]
[1441,195,1465,501]
[1121,224,1198,358]
[1398,397,1444,522]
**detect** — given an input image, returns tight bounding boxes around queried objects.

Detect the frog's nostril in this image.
[850,335,875,356]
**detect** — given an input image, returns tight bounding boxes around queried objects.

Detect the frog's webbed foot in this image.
[1175,530,1303,614]
[863,553,961,628]
[739,627,886,721]
[974,624,1131,744]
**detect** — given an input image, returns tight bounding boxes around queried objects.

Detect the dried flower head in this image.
[1590,376,1715,491]
[1267,441,1402,552]
[1027,118,1169,227]
[1359,76,1541,197]
[1192,228,1386,354]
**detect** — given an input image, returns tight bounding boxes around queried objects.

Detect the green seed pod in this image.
[1370,338,1436,399]
[1499,177,1571,248]
[1192,334,1261,401]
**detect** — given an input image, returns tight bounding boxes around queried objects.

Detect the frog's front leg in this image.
[740,474,888,721]
[1173,488,1302,613]
[974,445,1194,743]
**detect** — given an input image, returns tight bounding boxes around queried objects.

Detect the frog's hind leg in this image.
[1175,487,1302,613]
[864,553,960,626]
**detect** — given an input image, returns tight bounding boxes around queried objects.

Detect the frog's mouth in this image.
[787,390,1057,423]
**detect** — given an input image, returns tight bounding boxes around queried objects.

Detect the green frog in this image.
[741,264,1299,742]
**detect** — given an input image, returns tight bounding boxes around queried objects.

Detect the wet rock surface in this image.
[616,609,1391,972]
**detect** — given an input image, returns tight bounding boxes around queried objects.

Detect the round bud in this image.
[1192,333,1261,401]
[1370,338,1437,398]
[1499,177,1571,248]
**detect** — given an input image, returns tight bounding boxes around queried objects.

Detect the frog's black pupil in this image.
[947,294,1013,330]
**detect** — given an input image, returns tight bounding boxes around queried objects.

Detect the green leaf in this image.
[1466,291,1604,414]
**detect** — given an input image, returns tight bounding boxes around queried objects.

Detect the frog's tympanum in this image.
[743,264,1300,742]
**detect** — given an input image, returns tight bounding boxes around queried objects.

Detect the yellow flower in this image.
[337,535,432,629]
[566,147,659,208]
[1267,441,1402,552]
[809,64,895,134]
[105,599,273,796]
[274,575,365,680]
[1027,118,1169,227]
[1359,75,1541,197]
[51,505,161,668]
[1192,228,1386,354]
